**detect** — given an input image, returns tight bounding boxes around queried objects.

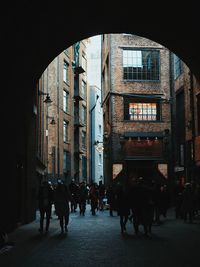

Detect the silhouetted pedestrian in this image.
[116,183,130,234]
[89,183,99,215]
[69,179,79,212]
[106,185,115,216]
[37,180,54,234]
[54,180,73,233]
[78,181,88,216]
[181,183,194,223]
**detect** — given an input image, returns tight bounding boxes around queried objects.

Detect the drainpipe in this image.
[189,70,195,180]
[169,51,176,181]
[57,56,60,179]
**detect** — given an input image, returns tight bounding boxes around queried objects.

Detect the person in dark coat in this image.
[129,177,154,236]
[37,180,54,234]
[89,183,99,215]
[69,179,79,212]
[181,183,194,223]
[78,181,88,216]
[106,185,116,216]
[54,180,73,233]
[116,184,130,234]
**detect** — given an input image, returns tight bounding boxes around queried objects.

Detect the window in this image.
[82,106,87,125]
[174,54,182,79]
[99,125,102,135]
[63,151,70,173]
[82,53,86,72]
[82,156,87,180]
[64,49,69,56]
[123,49,160,81]
[124,97,160,121]
[98,154,102,165]
[63,120,68,142]
[82,131,86,149]
[63,61,69,83]
[63,90,69,113]
[81,80,86,99]
[129,103,157,121]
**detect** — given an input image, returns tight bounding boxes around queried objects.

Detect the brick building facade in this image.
[172,55,200,184]
[101,34,172,186]
[37,40,89,185]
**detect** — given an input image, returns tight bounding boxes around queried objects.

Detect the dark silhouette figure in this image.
[106,185,116,216]
[54,180,72,233]
[159,184,170,218]
[181,183,194,223]
[116,184,130,234]
[98,180,106,211]
[78,181,88,215]
[69,179,79,212]
[174,180,184,219]
[89,183,99,215]
[129,177,154,237]
[37,181,54,234]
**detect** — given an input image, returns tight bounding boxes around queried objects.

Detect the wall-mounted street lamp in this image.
[39,91,53,104]
[94,140,104,153]
[94,133,109,153]
[48,116,56,125]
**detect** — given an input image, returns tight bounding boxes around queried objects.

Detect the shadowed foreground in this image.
[0,205,200,267]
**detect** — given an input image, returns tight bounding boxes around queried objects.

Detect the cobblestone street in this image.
[1,205,200,267]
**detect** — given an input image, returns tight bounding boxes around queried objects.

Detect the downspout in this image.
[189,70,195,180]
[110,34,113,182]
[169,52,176,181]
[57,56,60,179]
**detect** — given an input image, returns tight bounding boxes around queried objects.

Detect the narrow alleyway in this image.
[1,205,200,267]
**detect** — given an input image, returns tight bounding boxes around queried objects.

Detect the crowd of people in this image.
[37,179,106,234]
[1,176,199,253]
[37,177,200,237]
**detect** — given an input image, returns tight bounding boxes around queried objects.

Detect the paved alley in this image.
[0,205,200,267]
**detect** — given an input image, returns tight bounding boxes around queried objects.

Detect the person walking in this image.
[37,180,54,234]
[106,185,116,216]
[181,182,194,223]
[116,183,130,234]
[89,183,99,215]
[54,180,73,233]
[98,180,106,211]
[69,179,79,212]
[78,181,88,216]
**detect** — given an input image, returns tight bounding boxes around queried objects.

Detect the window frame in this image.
[63,120,69,143]
[63,90,69,113]
[122,48,160,82]
[63,61,69,83]
[124,97,161,121]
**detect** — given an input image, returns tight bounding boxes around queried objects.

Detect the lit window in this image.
[129,102,157,121]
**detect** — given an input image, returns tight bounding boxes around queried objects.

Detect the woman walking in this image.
[116,183,130,234]
[54,180,73,233]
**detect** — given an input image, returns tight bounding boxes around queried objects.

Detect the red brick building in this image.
[101,34,172,185]
[36,40,89,186]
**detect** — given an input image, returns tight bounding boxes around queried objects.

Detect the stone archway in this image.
[2,2,200,231]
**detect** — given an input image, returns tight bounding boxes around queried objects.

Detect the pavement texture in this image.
[0,205,200,267]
